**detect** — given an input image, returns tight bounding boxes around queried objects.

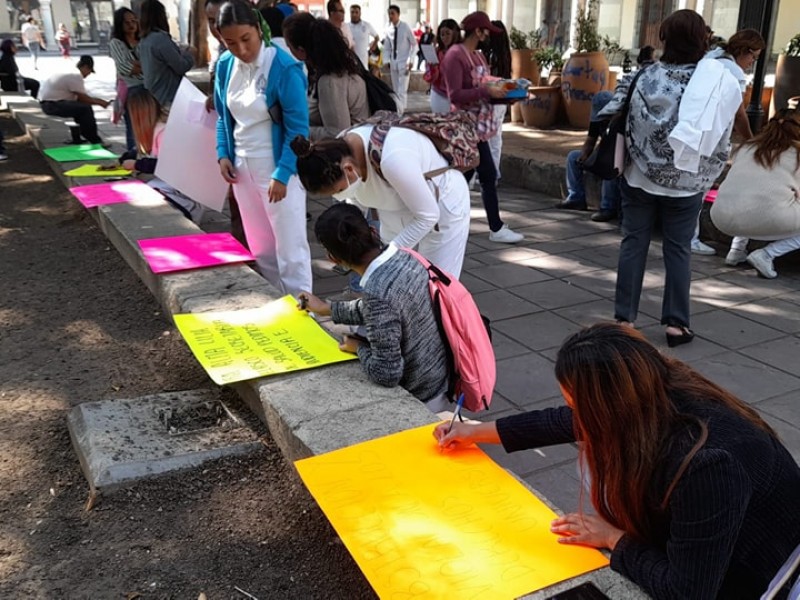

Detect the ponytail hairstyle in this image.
[127,87,164,155]
[749,108,800,170]
[486,20,511,79]
[217,0,271,45]
[314,203,382,266]
[289,135,354,194]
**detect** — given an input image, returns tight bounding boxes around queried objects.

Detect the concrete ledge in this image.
[9,102,646,599]
[8,99,436,463]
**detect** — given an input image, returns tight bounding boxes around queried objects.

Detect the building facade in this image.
[0,0,796,58]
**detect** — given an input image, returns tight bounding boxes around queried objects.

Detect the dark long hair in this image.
[726,28,765,60]
[138,0,170,37]
[485,20,511,79]
[112,7,137,42]
[283,13,361,79]
[436,19,460,54]
[314,203,381,266]
[659,9,707,65]
[554,323,774,542]
[747,108,800,170]
[290,135,353,194]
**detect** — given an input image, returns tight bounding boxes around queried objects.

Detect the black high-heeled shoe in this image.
[666,327,695,347]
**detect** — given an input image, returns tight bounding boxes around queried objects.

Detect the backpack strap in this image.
[367,122,391,181]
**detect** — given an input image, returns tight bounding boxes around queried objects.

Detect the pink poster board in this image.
[70,180,165,208]
[138,233,254,273]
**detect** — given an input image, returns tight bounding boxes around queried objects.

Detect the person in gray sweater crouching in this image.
[298,203,450,413]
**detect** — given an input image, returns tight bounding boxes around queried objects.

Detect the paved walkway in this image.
[308,181,800,513]
[10,53,800,526]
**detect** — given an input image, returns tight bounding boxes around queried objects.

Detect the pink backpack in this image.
[404,249,496,412]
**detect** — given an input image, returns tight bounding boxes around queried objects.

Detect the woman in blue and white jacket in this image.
[215,0,312,297]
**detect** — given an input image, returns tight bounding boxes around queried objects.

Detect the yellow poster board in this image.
[295,424,609,600]
[173,295,357,384]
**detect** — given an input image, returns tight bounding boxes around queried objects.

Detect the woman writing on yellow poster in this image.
[435,323,800,599]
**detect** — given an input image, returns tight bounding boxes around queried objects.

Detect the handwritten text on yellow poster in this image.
[295,424,609,599]
[173,295,357,384]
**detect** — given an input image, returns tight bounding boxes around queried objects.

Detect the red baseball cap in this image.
[461,12,502,34]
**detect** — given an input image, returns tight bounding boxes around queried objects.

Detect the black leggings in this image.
[464,140,503,232]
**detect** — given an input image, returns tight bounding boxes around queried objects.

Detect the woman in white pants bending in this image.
[214,0,312,297]
[290,127,471,278]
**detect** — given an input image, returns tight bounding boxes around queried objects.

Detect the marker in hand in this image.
[298,294,308,311]
[447,393,465,433]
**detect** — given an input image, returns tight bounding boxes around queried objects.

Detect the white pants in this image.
[732,234,800,258]
[233,156,312,297]
[378,170,470,278]
[390,65,410,114]
[429,88,451,115]
[487,104,507,180]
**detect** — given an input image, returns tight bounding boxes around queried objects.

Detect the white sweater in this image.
[711,146,800,240]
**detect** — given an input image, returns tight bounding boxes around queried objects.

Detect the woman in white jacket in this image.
[290,129,471,278]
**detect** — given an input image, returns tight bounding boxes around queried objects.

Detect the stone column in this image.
[0,3,11,34]
[437,0,448,23]
[502,0,513,27]
[39,0,57,51]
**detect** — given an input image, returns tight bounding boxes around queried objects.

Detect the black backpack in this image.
[360,68,397,115]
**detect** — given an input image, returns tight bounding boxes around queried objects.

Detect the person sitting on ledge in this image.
[555,90,622,223]
[38,55,110,146]
[297,203,451,414]
[435,323,800,599]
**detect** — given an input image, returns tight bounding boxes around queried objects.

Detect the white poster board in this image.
[155,78,228,212]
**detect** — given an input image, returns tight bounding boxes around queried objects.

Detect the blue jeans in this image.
[565,149,622,212]
[122,84,142,154]
[614,179,702,327]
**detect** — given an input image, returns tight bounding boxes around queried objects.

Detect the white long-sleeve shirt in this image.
[668,58,741,174]
[383,20,416,67]
[348,125,463,249]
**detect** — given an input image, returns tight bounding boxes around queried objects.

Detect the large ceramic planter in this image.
[770,54,800,117]
[520,86,562,128]
[511,49,540,82]
[561,51,610,128]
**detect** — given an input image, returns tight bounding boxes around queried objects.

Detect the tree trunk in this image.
[191,0,209,68]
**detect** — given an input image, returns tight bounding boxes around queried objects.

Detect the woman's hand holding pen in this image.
[433,420,501,450]
[296,292,331,316]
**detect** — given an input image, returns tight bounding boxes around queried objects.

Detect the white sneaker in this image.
[0,153,7,161]
[746,249,777,279]
[488,225,524,244]
[691,239,716,255]
[725,248,748,266]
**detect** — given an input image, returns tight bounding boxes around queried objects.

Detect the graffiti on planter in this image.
[561,57,607,102]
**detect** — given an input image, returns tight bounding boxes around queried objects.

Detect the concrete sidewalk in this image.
[6,63,800,598]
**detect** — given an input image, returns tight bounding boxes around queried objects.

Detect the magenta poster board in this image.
[70,180,165,208]
[138,233,254,273]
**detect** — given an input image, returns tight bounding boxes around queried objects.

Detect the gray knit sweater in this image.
[330,249,447,403]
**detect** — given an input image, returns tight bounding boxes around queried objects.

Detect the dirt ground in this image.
[0,112,375,599]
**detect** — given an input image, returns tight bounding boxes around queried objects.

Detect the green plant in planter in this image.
[601,35,626,65]
[510,26,542,51]
[510,26,530,50]
[534,46,565,72]
[574,0,601,53]
[786,33,800,57]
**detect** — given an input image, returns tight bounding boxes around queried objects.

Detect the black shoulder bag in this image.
[583,66,648,180]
